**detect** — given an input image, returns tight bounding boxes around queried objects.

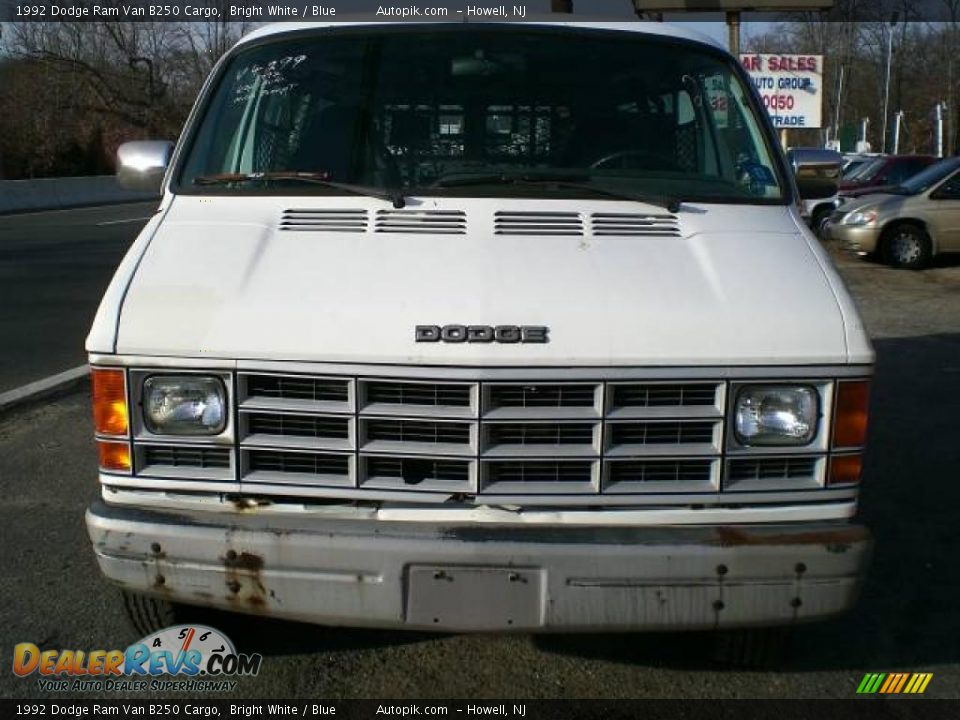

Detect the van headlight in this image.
[734,385,818,446]
[143,376,226,435]
[842,209,878,226]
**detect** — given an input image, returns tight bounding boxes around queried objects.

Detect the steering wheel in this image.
[589,150,680,172]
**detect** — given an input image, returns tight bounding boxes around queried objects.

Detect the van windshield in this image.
[179,27,785,203]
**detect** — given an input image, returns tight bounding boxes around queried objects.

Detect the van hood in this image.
[108,196,866,366]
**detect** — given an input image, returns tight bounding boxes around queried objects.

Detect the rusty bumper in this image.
[86,500,872,632]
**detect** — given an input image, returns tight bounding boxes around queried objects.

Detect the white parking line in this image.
[0,365,89,412]
[96,216,153,226]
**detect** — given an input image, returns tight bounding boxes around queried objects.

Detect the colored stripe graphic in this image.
[856,672,932,694]
[857,673,887,695]
[878,674,897,693]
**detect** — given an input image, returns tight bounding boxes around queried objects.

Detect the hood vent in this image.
[279,209,369,232]
[375,209,466,234]
[590,213,680,237]
[494,211,583,236]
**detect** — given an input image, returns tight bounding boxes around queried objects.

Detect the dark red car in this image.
[840,155,937,195]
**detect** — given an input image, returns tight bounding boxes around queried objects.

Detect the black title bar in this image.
[1,0,958,23]
[2,699,960,719]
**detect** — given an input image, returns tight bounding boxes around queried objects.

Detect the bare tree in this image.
[1,19,257,176]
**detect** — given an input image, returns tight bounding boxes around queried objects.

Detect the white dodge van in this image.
[85,21,873,654]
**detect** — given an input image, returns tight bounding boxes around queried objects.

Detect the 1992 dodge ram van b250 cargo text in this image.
[85,21,872,650]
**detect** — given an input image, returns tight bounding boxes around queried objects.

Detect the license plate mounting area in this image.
[405,565,545,630]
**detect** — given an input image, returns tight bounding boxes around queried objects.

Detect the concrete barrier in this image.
[0,176,159,215]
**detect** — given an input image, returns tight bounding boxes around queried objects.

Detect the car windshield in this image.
[847,158,885,183]
[179,28,785,203]
[899,157,960,195]
[842,159,868,178]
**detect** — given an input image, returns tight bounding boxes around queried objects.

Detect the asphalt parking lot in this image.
[0,226,958,700]
[0,203,157,392]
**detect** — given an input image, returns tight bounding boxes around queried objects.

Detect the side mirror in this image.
[788,148,842,200]
[116,140,174,193]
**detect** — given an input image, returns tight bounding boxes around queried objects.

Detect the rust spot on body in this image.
[714,525,869,551]
[222,550,270,610]
[229,496,273,512]
[223,551,265,573]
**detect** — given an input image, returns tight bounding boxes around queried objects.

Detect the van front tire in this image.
[713,626,793,669]
[121,590,179,637]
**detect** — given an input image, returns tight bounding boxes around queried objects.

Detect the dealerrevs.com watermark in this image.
[12,625,262,693]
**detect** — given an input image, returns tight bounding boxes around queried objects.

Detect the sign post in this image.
[632,1,834,60]
[726,10,741,55]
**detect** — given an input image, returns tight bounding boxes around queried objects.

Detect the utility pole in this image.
[550,0,572,11]
[892,110,903,154]
[881,12,899,154]
[834,64,844,148]
[935,103,946,158]
[948,56,956,156]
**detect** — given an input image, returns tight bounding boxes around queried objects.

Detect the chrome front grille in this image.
[249,450,351,478]
[115,369,854,506]
[728,457,818,482]
[607,459,714,484]
[364,457,472,488]
[610,382,718,409]
[364,419,472,445]
[488,383,597,408]
[143,446,231,470]
[607,421,716,446]
[233,374,729,499]
[488,422,595,446]
[246,374,349,403]
[247,413,350,440]
[364,380,472,408]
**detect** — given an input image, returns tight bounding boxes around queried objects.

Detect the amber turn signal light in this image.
[97,440,131,472]
[833,380,870,448]
[828,453,863,486]
[91,368,128,436]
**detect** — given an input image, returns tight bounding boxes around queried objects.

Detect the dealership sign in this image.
[740,54,823,129]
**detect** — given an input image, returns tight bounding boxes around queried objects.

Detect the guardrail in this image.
[0,176,158,215]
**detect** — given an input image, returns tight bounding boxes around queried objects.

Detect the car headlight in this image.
[734,385,819,446]
[143,376,226,435]
[842,209,878,226]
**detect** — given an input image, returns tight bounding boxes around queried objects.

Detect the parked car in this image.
[841,154,880,180]
[790,148,843,237]
[828,156,960,269]
[86,20,873,662]
[839,154,936,194]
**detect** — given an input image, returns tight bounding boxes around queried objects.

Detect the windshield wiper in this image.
[429,173,682,213]
[193,172,407,208]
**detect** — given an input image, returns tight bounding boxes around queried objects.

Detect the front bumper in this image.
[827,222,883,254]
[87,500,871,632]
